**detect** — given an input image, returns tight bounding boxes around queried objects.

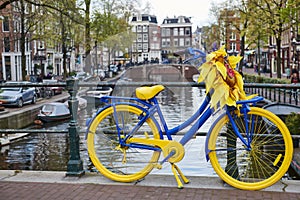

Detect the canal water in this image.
[0,84,219,177]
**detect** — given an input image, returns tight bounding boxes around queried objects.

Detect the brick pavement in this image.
[1,181,300,200]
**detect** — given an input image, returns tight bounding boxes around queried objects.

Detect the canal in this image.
[0,84,220,177]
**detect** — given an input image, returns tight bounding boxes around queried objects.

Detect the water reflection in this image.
[0,65,220,176]
[0,85,218,176]
[0,132,69,171]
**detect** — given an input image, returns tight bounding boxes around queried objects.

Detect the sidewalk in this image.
[0,170,299,200]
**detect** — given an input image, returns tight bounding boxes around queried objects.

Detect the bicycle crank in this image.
[128,138,185,163]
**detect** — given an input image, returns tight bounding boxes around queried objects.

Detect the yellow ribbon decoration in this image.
[198,46,257,109]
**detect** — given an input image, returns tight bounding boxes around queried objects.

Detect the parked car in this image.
[93,69,105,80]
[0,81,37,107]
[42,79,64,95]
[75,72,87,81]
[109,65,118,75]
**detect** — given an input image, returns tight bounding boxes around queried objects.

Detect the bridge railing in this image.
[0,79,299,176]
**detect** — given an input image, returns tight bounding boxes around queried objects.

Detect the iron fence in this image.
[0,79,299,176]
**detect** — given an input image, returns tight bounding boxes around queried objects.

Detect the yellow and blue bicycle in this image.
[86,48,293,190]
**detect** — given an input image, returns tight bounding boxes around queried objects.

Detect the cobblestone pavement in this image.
[1,181,300,200]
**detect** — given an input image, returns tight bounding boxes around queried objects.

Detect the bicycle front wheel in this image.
[208,107,293,190]
[87,104,161,182]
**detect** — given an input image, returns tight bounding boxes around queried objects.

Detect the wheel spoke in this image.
[87,105,161,182]
[209,107,293,190]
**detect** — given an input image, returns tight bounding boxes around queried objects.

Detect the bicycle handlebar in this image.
[187,47,206,58]
[183,48,206,64]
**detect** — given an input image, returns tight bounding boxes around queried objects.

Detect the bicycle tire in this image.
[208,107,293,190]
[87,104,161,182]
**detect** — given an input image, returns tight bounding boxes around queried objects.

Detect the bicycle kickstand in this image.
[171,163,189,189]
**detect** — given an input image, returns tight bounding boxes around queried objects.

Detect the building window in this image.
[162,38,166,47]
[174,38,178,46]
[179,38,184,46]
[137,25,142,32]
[161,28,168,36]
[185,28,190,35]
[180,28,184,36]
[3,16,9,32]
[173,28,178,36]
[185,38,190,46]
[137,34,142,42]
[4,37,10,52]
[143,25,148,32]
[143,43,148,52]
[162,38,170,47]
[230,32,236,40]
[137,43,142,50]
[161,28,165,36]
[4,56,11,80]
[143,34,148,42]
[230,42,236,51]
[166,38,171,47]
[165,28,170,36]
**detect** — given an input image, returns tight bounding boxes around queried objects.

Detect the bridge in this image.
[123,64,199,82]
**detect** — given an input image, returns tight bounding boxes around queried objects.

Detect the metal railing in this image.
[244,82,299,105]
[0,79,299,176]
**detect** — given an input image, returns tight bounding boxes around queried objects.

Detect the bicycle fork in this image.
[226,104,255,150]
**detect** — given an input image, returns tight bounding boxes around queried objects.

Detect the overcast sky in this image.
[143,0,225,28]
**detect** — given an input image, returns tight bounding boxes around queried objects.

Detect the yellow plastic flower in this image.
[198,46,256,110]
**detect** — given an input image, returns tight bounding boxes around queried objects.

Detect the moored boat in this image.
[82,86,113,107]
[37,102,70,123]
[0,133,30,147]
[64,96,87,112]
[85,86,113,98]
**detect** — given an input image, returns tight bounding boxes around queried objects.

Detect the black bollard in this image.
[66,78,85,177]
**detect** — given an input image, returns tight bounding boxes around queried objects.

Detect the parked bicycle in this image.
[86,47,293,190]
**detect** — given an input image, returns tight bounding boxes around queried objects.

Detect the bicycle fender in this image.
[204,112,227,161]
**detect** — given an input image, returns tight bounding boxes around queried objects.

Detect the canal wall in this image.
[0,106,41,129]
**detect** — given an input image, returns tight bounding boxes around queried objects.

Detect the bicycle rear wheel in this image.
[208,107,293,190]
[87,104,161,182]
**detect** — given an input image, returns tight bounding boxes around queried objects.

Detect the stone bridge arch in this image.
[122,64,199,82]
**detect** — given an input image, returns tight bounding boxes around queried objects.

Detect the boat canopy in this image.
[41,102,70,116]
